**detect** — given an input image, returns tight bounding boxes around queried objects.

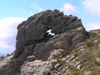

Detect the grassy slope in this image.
[51,29,100,75]
[70,29,100,75]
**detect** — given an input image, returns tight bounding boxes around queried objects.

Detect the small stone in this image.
[98,44,100,47]
[58,72,61,75]
[66,55,70,58]
[75,57,79,60]
[70,56,75,60]
[55,71,58,73]
[34,74,38,75]
[94,40,97,42]
[66,61,69,64]
[81,65,86,70]
[72,59,76,62]
[75,61,80,67]
[80,48,84,51]
[81,46,83,48]
[76,65,81,69]
[68,63,71,65]
[51,59,57,63]
[54,64,61,69]
[83,52,85,54]
[61,58,66,61]
[70,63,74,65]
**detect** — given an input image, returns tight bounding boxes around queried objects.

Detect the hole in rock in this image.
[47,29,55,36]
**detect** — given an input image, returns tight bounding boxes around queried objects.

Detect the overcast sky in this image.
[0,0,100,56]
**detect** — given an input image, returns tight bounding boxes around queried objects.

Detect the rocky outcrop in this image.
[0,9,88,75]
[14,9,86,60]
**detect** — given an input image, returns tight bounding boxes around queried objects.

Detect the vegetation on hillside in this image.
[51,30,100,75]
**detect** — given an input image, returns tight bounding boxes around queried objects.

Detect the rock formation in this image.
[0,9,88,75]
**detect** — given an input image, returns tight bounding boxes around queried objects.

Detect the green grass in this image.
[69,65,82,75]
[90,69,100,75]
[86,55,96,60]
[89,33,97,37]
[52,62,58,66]
[86,42,93,47]
[52,60,66,66]
[95,61,100,66]
[59,60,66,65]
[74,52,80,57]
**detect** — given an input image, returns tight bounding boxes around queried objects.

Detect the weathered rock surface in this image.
[20,60,52,75]
[48,49,68,60]
[0,9,88,75]
[0,55,13,68]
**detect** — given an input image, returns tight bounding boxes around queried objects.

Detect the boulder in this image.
[20,60,53,75]
[0,9,88,75]
[48,49,68,61]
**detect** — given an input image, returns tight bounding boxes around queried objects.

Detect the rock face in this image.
[0,9,88,75]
